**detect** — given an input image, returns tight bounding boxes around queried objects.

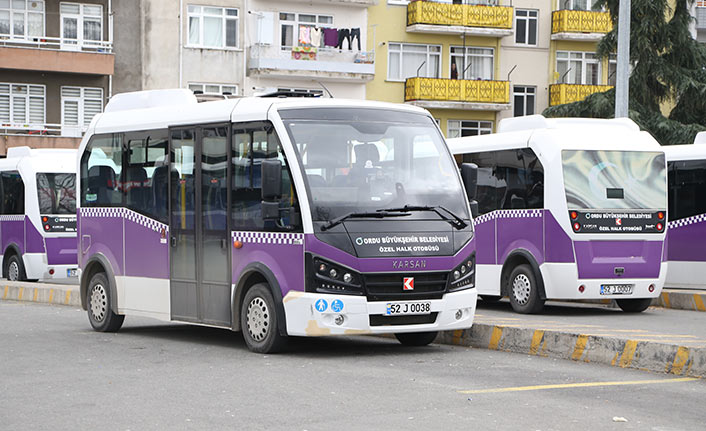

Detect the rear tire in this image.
[87,272,124,332]
[394,331,438,346]
[507,264,544,314]
[241,283,287,353]
[480,295,502,303]
[6,255,26,282]
[616,298,652,313]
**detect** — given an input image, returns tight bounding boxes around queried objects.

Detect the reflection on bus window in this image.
[36,173,76,215]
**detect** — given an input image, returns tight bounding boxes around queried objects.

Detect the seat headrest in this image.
[354,143,379,164]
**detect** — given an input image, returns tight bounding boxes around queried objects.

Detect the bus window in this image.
[670,159,706,221]
[36,173,76,215]
[463,152,496,215]
[81,134,122,206]
[125,130,169,222]
[0,171,24,214]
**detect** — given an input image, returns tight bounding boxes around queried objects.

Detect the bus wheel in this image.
[7,255,26,282]
[394,331,438,347]
[241,283,287,353]
[508,264,544,314]
[87,272,124,332]
[616,298,652,313]
[480,295,502,303]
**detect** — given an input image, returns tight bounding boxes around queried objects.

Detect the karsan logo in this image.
[392,260,427,269]
[616,218,622,226]
[403,277,414,291]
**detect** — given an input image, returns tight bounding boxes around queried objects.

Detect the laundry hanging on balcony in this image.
[292,46,317,61]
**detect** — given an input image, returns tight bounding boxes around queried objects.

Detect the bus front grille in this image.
[369,313,438,327]
[363,272,449,302]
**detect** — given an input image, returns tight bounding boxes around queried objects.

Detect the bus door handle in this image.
[81,235,91,254]
[170,236,177,247]
[221,238,227,250]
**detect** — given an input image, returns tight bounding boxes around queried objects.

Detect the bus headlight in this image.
[449,253,475,292]
[310,256,363,296]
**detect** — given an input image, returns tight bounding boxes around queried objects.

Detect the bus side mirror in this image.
[469,200,479,218]
[460,163,478,201]
[261,159,282,201]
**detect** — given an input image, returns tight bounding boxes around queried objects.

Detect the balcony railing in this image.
[0,35,113,53]
[0,122,86,138]
[405,77,510,104]
[407,0,512,30]
[551,10,611,35]
[248,45,375,81]
[549,83,613,106]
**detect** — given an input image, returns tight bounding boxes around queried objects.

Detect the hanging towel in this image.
[311,28,322,47]
[299,26,311,45]
[323,28,338,47]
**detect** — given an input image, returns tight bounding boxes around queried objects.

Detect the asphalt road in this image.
[1,301,704,431]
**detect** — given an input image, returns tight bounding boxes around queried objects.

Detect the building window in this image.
[388,43,441,81]
[279,12,333,48]
[60,3,102,48]
[447,120,493,138]
[0,83,45,127]
[188,83,238,96]
[0,0,44,38]
[560,0,591,10]
[61,86,103,128]
[450,46,493,80]
[515,9,538,46]
[187,5,238,49]
[608,54,617,86]
[556,51,601,85]
[513,86,536,117]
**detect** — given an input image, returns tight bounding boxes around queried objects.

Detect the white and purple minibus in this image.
[0,147,78,282]
[77,89,478,353]
[448,115,668,314]
[664,135,706,289]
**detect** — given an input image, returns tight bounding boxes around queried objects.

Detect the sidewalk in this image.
[1,280,81,307]
[654,288,706,312]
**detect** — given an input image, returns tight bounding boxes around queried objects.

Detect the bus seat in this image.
[151,165,170,220]
[354,143,380,167]
[87,165,117,204]
[123,166,148,209]
[307,174,327,188]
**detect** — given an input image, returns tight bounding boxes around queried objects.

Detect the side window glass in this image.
[80,134,122,206]
[672,159,706,221]
[124,131,169,222]
[494,148,544,210]
[0,171,24,215]
[463,152,496,215]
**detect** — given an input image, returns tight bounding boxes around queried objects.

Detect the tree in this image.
[543,0,706,145]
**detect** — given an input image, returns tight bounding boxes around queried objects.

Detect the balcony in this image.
[0,123,82,155]
[247,45,375,82]
[551,10,612,41]
[406,0,513,37]
[549,83,613,106]
[404,77,510,111]
[0,37,114,75]
[286,0,378,6]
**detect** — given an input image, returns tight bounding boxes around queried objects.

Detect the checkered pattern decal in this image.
[79,207,168,233]
[474,209,543,225]
[0,215,25,222]
[232,231,304,245]
[668,213,706,230]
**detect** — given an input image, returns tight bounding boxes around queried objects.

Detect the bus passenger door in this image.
[169,126,231,326]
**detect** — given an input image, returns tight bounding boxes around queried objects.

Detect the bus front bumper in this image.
[282,289,477,337]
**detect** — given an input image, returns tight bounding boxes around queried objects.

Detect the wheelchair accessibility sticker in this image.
[331,299,344,313]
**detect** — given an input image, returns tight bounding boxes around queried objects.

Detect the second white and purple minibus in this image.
[77,90,479,353]
[448,115,667,314]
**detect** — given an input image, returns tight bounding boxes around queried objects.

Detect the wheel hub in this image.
[90,284,107,322]
[8,261,19,281]
[246,297,269,342]
[512,274,531,305]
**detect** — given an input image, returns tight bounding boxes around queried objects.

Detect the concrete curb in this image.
[438,324,706,378]
[1,282,80,307]
[652,290,706,312]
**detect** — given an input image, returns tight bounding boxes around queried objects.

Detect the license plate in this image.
[385,301,431,316]
[600,284,634,295]
[67,269,78,277]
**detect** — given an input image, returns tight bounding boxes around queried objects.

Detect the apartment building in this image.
[366,0,616,137]
[0,0,114,154]
[244,0,374,98]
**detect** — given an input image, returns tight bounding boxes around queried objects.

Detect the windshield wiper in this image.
[320,211,412,231]
[377,205,468,230]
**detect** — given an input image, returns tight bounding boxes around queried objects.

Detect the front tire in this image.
[507,264,544,314]
[87,272,124,332]
[240,283,287,353]
[6,255,26,282]
[395,331,438,346]
[616,298,652,313]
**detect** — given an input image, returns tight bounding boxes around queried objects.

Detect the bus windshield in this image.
[282,109,469,222]
[562,150,666,210]
[36,173,76,215]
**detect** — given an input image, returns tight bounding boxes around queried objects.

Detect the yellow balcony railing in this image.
[551,9,612,34]
[549,83,613,106]
[407,0,513,29]
[405,77,510,104]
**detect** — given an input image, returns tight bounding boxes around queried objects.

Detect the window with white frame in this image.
[560,0,591,10]
[608,54,617,86]
[450,46,493,80]
[0,83,45,127]
[556,51,601,85]
[279,12,333,48]
[0,0,44,39]
[447,120,493,138]
[61,86,102,128]
[513,86,536,117]
[388,43,441,81]
[188,83,238,95]
[187,5,238,49]
[515,9,538,46]
[60,3,102,47]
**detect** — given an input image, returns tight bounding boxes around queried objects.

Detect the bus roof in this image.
[662,144,706,161]
[89,90,431,136]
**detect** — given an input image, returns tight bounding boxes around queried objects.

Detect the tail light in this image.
[570,211,578,220]
[573,222,581,232]
[656,222,664,231]
[657,212,665,220]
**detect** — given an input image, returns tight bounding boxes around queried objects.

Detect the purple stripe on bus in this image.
[544,211,575,263]
[124,217,169,279]
[497,211,544,265]
[45,237,77,265]
[25,220,45,254]
[574,240,663,279]
[232,233,305,295]
[79,214,125,276]
[1,220,25,255]
[666,217,706,262]
[474,217,496,265]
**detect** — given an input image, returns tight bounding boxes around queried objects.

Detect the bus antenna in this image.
[317,81,334,98]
